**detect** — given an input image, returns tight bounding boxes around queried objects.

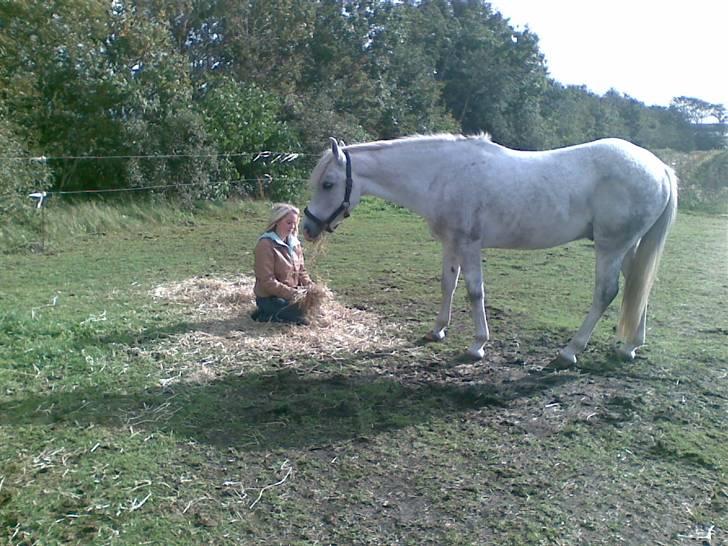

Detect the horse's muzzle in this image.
[302,222,321,242]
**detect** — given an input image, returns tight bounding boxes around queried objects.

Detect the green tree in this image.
[539,84,595,147]
[0,0,231,196]
[284,0,380,148]
[438,0,549,148]
[108,1,233,199]
[671,96,726,150]
[0,0,129,190]
[672,96,717,124]
[124,0,315,94]
[364,1,458,138]
[197,77,302,200]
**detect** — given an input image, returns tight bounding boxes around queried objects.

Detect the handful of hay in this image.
[292,282,332,321]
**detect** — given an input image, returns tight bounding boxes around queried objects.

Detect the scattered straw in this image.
[292,282,331,319]
[148,275,408,384]
[150,276,253,316]
[248,460,293,509]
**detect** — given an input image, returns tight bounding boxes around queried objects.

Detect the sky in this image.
[487,0,727,110]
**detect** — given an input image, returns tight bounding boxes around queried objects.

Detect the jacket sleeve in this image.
[297,247,313,287]
[255,240,297,300]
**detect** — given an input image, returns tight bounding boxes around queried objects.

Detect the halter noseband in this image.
[304,150,353,233]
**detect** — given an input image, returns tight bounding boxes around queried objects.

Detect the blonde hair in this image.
[265,203,300,233]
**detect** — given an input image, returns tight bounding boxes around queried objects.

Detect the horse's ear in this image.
[330,137,346,164]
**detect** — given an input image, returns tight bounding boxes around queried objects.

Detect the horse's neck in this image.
[354,145,440,218]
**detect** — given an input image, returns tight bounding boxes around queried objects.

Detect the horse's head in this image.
[302,137,360,241]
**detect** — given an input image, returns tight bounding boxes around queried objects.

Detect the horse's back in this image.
[431,137,672,250]
[500,138,671,206]
[549,139,673,248]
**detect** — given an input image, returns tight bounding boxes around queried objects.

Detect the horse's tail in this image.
[617,167,678,346]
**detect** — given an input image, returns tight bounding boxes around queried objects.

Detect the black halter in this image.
[304,150,353,233]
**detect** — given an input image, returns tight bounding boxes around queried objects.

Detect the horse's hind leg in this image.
[558,248,624,365]
[616,244,647,359]
[459,246,489,359]
[616,310,646,360]
[427,245,460,341]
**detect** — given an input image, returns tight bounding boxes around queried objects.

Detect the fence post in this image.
[28,191,47,252]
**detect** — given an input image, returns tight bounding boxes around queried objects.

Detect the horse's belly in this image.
[483,217,592,250]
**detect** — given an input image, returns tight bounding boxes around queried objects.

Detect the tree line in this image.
[1,0,726,205]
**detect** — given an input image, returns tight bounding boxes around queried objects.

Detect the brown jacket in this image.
[254,236,312,300]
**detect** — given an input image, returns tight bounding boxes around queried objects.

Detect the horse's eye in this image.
[322,181,334,190]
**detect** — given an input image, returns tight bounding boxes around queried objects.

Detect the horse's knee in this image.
[466,285,484,303]
[598,277,619,307]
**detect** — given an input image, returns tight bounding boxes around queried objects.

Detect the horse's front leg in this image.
[427,246,460,341]
[460,248,490,359]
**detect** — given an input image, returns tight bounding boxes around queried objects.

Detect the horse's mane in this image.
[348,132,492,153]
[308,133,493,186]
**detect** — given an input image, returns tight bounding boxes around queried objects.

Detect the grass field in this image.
[1,199,726,545]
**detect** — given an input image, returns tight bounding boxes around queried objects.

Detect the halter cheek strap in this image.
[304,150,353,233]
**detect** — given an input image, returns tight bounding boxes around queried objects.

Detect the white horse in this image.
[302,134,677,365]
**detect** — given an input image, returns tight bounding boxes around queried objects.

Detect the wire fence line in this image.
[1,147,323,252]
[11,173,314,252]
[0,150,315,162]
[34,177,311,197]
[4,148,319,204]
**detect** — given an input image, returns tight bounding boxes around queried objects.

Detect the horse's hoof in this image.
[423,330,445,343]
[548,351,576,369]
[466,347,485,360]
[615,346,636,361]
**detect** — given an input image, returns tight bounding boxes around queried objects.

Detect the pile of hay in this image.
[151,276,253,317]
[147,275,408,384]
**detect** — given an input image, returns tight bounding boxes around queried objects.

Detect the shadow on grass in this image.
[0,351,578,452]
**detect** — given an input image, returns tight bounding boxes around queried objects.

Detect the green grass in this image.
[1,198,727,545]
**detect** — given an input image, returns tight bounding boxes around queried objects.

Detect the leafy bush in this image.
[0,112,52,250]
[692,150,728,206]
[655,149,728,213]
[124,109,236,205]
[197,78,304,201]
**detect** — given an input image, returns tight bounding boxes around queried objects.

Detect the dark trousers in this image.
[253,296,307,324]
